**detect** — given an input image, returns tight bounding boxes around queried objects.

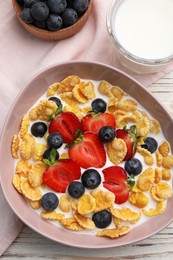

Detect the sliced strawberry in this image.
[68,132,106,169]
[81,112,116,134]
[49,112,81,143]
[43,160,81,193]
[102,166,129,204]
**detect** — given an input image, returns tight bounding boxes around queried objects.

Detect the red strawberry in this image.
[102,166,129,204]
[116,126,138,161]
[43,160,81,193]
[68,132,106,169]
[81,112,116,134]
[49,112,81,143]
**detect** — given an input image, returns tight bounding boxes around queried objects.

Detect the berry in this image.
[81,113,116,135]
[31,122,47,137]
[61,8,78,27]
[48,97,62,107]
[43,148,59,161]
[91,98,107,113]
[48,0,67,14]
[47,14,63,31]
[102,166,129,204]
[34,20,46,29]
[24,0,40,7]
[31,2,49,21]
[68,181,85,198]
[141,137,158,154]
[41,192,59,211]
[99,126,116,143]
[49,112,81,144]
[81,169,101,189]
[125,158,143,176]
[72,0,89,14]
[47,132,63,149]
[21,8,34,24]
[43,160,81,192]
[68,132,106,169]
[92,210,112,229]
[17,0,25,6]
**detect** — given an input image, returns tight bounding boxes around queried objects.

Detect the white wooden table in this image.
[2,71,173,260]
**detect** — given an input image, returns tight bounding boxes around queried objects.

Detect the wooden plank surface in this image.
[2,70,173,260]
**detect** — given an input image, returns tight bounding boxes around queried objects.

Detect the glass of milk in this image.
[107,0,173,74]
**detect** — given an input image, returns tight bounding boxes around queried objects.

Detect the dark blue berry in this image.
[47,132,63,149]
[17,0,25,6]
[141,137,158,154]
[41,192,59,211]
[72,0,89,14]
[91,98,107,113]
[34,20,47,29]
[92,210,112,229]
[68,181,85,198]
[81,169,101,189]
[99,126,116,143]
[31,2,49,21]
[61,8,78,27]
[48,0,67,14]
[47,14,63,31]
[125,158,142,176]
[21,8,34,24]
[48,97,62,107]
[24,0,40,7]
[43,148,59,161]
[31,122,47,137]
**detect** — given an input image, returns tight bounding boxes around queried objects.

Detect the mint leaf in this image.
[127,174,135,189]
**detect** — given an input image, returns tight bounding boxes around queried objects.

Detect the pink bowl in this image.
[0,61,173,248]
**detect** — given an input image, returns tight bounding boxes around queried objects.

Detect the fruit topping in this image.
[41,192,59,211]
[46,14,63,31]
[21,7,34,24]
[31,2,49,21]
[31,122,47,137]
[99,126,116,143]
[125,158,143,176]
[47,0,67,14]
[92,210,112,229]
[141,137,158,154]
[68,181,85,198]
[72,0,89,14]
[91,98,107,113]
[61,8,78,26]
[47,132,63,149]
[81,169,101,189]
[48,97,62,107]
[43,147,59,165]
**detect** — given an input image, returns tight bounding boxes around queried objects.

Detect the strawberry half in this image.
[49,112,81,144]
[116,125,138,161]
[81,112,116,134]
[68,132,106,169]
[43,160,81,193]
[102,166,129,204]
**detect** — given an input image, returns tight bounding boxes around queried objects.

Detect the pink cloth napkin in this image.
[1,0,173,256]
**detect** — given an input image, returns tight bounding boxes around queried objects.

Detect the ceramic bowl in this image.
[12,0,93,40]
[0,61,173,248]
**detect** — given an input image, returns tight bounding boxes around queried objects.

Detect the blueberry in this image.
[24,0,40,7]
[47,14,63,31]
[48,97,62,107]
[91,98,107,113]
[61,8,78,27]
[92,210,112,229]
[31,122,47,137]
[72,0,89,14]
[47,0,67,14]
[43,148,59,161]
[67,0,73,8]
[141,137,158,154]
[68,181,85,198]
[31,2,49,21]
[99,126,116,143]
[34,20,47,29]
[41,192,59,211]
[125,158,143,176]
[47,132,63,149]
[81,169,101,189]
[21,8,34,24]
[17,0,25,6]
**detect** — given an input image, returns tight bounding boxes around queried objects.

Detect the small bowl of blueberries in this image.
[12,0,93,40]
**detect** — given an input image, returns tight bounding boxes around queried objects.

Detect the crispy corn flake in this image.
[117,99,137,112]
[37,100,58,121]
[155,182,172,199]
[162,155,173,169]
[112,216,122,228]
[12,174,22,193]
[136,116,150,137]
[137,168,155,191]
[72,83,88,104]
[129,192,149,208]
[106,138,127,165]
[110,207,141,222]
[142,201,166,216]
[47,82,59,97]
[112,110,126,119]
[80,81,96,99]
[96,226,131,239]
[137,147,154,166]
[150,119,160,134]
[20,178,42,201]
[28,161,47,188]
[131,183,142,193]
[40,211,64,220]
[28,107,38,121]
[156,150,163,167]
[59,194,71,212]
[81,106,92,114]
[159,141,170,157]
[162,169,171,181]
[60,93,80,107]
[59,152,69,159]
[33,143,46,161]
[116,114,136,128]
[111,86,124,100]
[15,159,32,178]
[20,115,30,139]
[73,211,95,229]
[150,186,163,202]
[29,200,41,210]
[20,133,35,160]
[78,194,96,215]
[59,217,76,226]
[71,200,78,211]
[154,168,162,184]
[98,80,112,97]
[91,190,115,212]
[61,75,80,90]
[59,218,84,231]
[11,135,20,159]
[64,105,83,119]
